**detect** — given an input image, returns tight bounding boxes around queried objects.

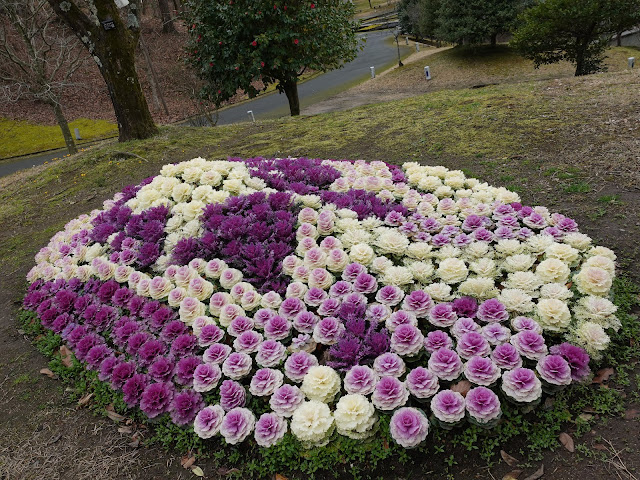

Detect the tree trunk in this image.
[617,32,622,47]
[97,37,159,141]
[575,46,586,76]
[281,78,300,116]
[157,0,176,34]
[47,0,158,142]
[490,33,497,47]
[51,101,77,154]
[139,35,169,115]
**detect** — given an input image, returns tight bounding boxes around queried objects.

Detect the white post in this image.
[424,66,431,80]
[629,57,635,68]
[74,128,82,140]
[405,36,409,45]
[370,66,375,78]
[415,43,420,52]
[247,110,255,122]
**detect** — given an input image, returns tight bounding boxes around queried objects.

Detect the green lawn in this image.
[0,117,118,159]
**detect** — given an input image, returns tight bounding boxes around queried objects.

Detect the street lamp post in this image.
[394,27,403,67]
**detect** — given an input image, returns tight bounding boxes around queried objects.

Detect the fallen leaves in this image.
[559,432,575,452]
[502,469,523,480]
[216,467,241,475]
[522,464,544,480]
[451,380,472,397]
[77,392,93,407]
[624,409,639,420]
[275,475,289,480]
[128,432,142,448]
[191,466,204,477]
[592,367,614,385]
[500,450,520,467]
[59,345,73,368]
[39,367,56,378]
[105,404,125,422]
[182,456,206,477]
[45,432,62,445]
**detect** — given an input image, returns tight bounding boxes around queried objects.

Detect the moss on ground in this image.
[0,117,118,159]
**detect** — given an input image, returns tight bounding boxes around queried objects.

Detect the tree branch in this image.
[46,0,97,39]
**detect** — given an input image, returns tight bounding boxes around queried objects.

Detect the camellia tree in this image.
[183,0,360,116]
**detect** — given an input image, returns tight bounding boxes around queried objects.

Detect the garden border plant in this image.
[18,161,638,475]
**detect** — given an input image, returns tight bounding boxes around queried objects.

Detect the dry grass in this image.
[306,45,640,116]
[0,411,147,480]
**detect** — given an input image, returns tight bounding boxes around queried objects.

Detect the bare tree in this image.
[46,0,158,142]
[0,0,86,154]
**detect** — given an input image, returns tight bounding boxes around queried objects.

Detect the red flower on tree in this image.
[294,39,299,45]
[252,40,257,46]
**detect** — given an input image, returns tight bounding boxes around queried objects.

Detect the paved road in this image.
[0,149,64,178]
[0,30,410,178]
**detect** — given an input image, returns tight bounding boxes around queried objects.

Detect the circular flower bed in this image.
[23,157,620,449]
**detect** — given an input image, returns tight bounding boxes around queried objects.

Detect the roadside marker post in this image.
[629,57,635,68]
[370,66,375,78]
[247,110,255,122]
[424,66,431,80]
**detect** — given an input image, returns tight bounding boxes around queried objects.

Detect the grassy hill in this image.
[316,45,640,110]
[0,53,639,480]
[1,66,638,278]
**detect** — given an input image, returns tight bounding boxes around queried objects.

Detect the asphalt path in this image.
[0,30,411,178]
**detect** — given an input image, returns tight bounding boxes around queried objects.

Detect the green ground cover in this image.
[0,117,118,159]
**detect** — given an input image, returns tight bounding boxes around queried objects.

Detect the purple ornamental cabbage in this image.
[390,407,430,448]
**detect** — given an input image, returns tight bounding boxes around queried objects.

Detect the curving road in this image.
[0,30,411,178]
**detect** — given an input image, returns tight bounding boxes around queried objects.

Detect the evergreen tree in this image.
[511,0,640,76]
[399,0,441,39]
[183,0,360,116]
[436,0,524,46]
